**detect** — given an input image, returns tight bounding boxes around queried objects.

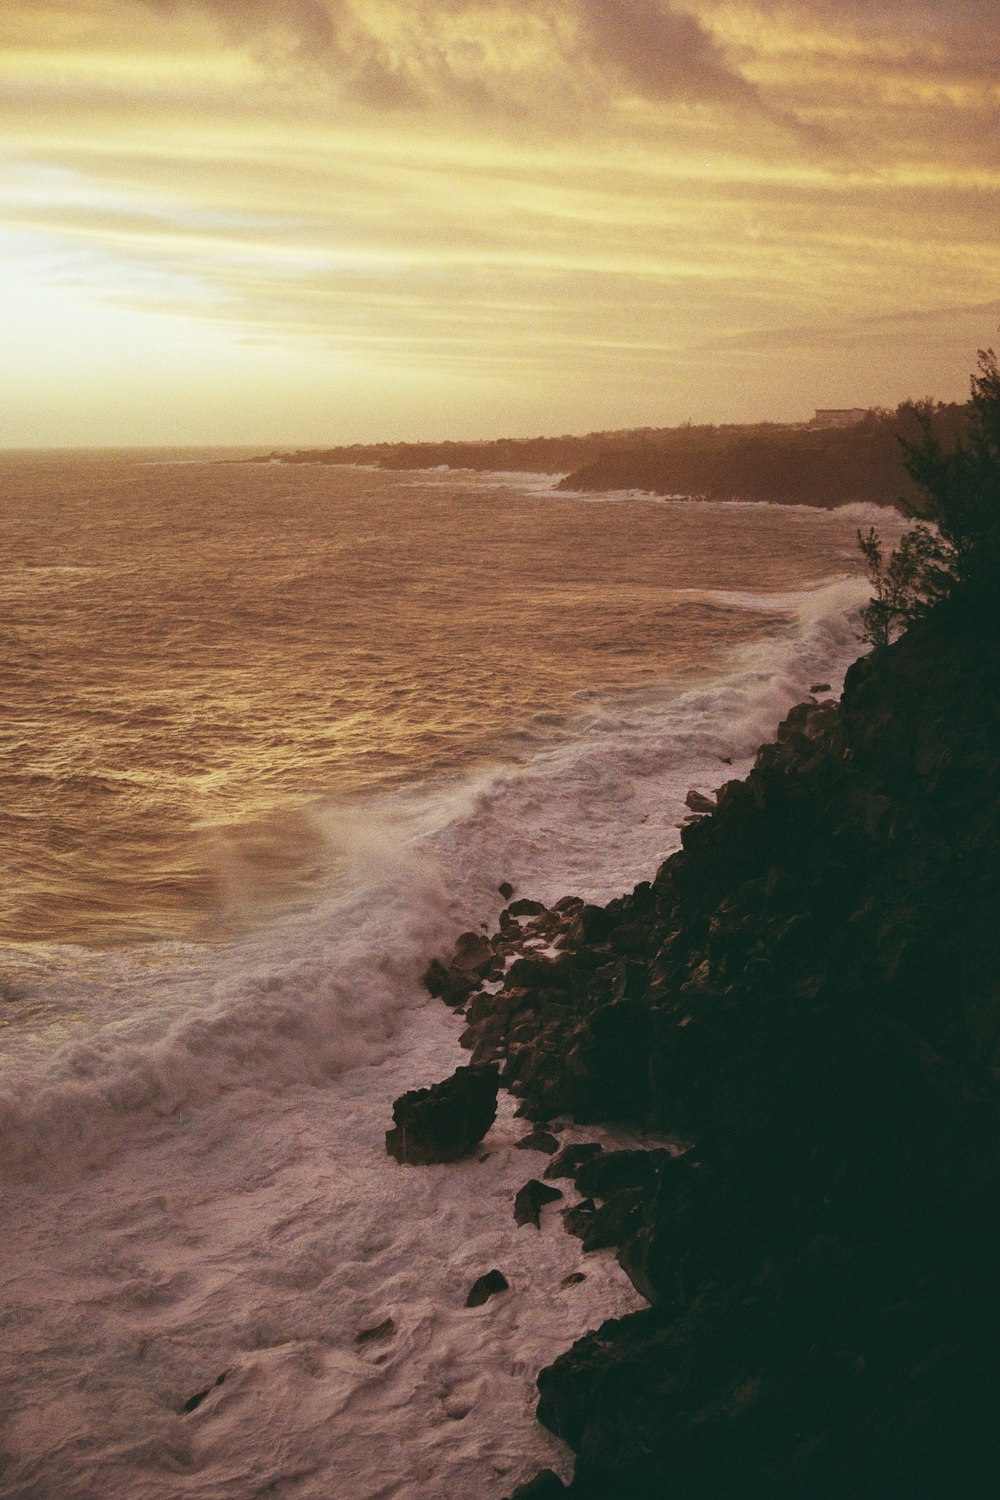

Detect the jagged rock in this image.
[504,1470,566,1499]
[515,1128,560,1154]
[685,789,716,814]
[465,596,1000,1497]
[465,1269,509,1307]
[452,930,497,976]
[508,898,550,919]
[182,1369,229,1414]
[385,1064,500,1165]
[421,958,478,1007]
[544,1142,603,1180]
[354,1317,395,1345]
[561,1198,596,1239]
[514,1178,564,1228]
[574,1148,676,1200]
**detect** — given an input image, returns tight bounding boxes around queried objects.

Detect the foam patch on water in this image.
[0,568,874,1498]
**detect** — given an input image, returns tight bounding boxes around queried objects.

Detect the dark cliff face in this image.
[556,406,970,509]
[471,597,1000,1499]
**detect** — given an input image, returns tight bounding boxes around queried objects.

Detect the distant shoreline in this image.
[244,402,970,511]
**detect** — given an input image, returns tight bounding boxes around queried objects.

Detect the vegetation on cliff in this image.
[407,355,1000,1496]
[860,349,1000,643]
[557,402,970,510]
[253,401,976,512]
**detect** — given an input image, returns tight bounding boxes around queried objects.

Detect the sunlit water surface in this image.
[0,451,904,1500]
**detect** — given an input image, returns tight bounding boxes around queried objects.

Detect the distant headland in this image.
[248,400,970,511]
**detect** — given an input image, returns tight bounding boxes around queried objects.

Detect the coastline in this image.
[403,592,1000,1498]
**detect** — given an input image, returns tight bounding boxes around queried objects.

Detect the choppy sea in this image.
[0,451,904,1498]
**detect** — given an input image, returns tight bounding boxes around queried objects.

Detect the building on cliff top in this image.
[811,407,869,428]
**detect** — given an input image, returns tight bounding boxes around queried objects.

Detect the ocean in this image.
[0,452,903,1497]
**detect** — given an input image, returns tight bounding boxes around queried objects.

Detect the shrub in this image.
[859,348,1000,645]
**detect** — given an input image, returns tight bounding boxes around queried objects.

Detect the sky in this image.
[1,0,998,446]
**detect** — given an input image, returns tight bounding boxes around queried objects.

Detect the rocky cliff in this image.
[453,593,1000,1497]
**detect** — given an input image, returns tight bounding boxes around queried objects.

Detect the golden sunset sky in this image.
[2,0,998,446]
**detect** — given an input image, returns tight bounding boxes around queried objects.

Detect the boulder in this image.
[498,881,515,900]
[544,1142,604,1181]
[385,1064,500,1165]
[516,1128,561,1154]
[514,1178,564,1228]
[421,958,478,1007]
[465,1269,509,1307]
[508,898,551,920]
[452,930,497,976]
[504,1470,566,1500]
[354,1317,395,1345]
[574,1148,676,1199]
[685,789,717,814]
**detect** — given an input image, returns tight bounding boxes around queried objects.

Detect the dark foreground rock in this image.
[385,1064,500,1164]
[465,1269,509,1307]
[461,594,1000,1497]
[514,1179,564,1228]
[504,1469,566,1499]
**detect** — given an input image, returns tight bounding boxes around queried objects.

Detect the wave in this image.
[0,572,868,1184]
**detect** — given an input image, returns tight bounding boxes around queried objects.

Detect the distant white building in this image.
[811,408,869,428]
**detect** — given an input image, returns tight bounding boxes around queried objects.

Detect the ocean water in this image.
[0,453,903,1498]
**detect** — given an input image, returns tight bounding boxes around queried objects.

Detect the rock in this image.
[504,1470,567,1499]
[810,682,831,694]
[514,1178,564,1228]
[354,1317,396,1345]
[182,1369,229,1414]
[561,1272,586,1286]
[574,1148,675,1199]
[515,1129,561,1154]
[421,958,478,1007]
[544,1142,604,1180]
[561,1198,596,1239]
[452,930,496,976]
[465,1269,510,1307]
[685,788,717,814]
[508,898,550,919]
[498,881,515,900]
[385,1064,500,1165]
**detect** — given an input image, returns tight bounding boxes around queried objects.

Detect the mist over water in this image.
[0,453,903,1498]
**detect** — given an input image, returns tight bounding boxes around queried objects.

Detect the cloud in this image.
[14,0,800,130]
[576,0,761,109]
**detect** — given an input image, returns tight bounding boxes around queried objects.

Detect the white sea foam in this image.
[0,464,880,1498]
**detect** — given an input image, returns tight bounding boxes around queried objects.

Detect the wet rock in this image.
[452,930,497,976]
[561,1198,596,1239]
[354,1317,396,1345]
[514,1178,564,1228]
[508,898,550,919]
[465,1269,510,1307]
[386,1064,500,1165]
[685,789,717,814]
[421,958,478,1007]
[544,1142,603,1180]
[182,1369,229,1413]
[515,1128,561,1154]
[504,1470,567,1499]
[574,1148,676,1200]
[810,682,831,695]
[577,1187,647,1252]
[498,881,515,900]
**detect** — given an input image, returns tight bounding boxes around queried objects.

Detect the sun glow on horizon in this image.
[1,0,998,447]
